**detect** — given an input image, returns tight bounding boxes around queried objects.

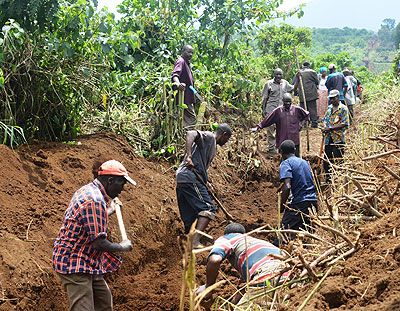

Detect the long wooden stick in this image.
[192,169,234,220]
[113,201,128,241]
[382,165,400,181]
[362,149,400,161]
[317,133,325,166]
[297,266,334,311]
[294,46,310,152]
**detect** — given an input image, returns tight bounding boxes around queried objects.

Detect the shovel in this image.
[192,169,234,221]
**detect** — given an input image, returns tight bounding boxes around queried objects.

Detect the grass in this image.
[0,121,27,148]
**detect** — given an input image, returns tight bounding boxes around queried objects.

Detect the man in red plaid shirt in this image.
[53,160,135,311]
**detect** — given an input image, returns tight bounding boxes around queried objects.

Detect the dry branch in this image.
[313,221,355,248]
[343,194,383,218]
[328,247,357,266]
[362,149,400,161]
[297,251,318,281]
[319,215,375,221]
[382,165,400,181]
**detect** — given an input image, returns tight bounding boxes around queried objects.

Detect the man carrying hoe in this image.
[274,140,318,247]
[176,123,232,249]
[53,160,135,311]
[294,61,319,128]
[172,44,197,130]
[251,93,309,157]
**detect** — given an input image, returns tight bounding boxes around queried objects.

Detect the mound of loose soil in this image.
[0,131,282,310]
[284,211,400,311]
[0,132,184,310]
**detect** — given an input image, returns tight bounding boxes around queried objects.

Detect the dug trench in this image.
[3,126,399,310]
[0,130,286,311]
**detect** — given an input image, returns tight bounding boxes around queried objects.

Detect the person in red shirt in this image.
[172,45,196,130]
[251,93,309,157]
[53,160,135,311]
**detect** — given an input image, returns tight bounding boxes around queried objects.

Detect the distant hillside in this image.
[308,26,396,73]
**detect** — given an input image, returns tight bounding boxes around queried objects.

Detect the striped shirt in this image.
[53,179,122,274]
[209,234,285,284]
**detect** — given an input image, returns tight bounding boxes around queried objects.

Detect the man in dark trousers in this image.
[322,89,350,183]
[325,64,348,104]
[274,140,318,247]
[250,93,309,157]
[53,160,135,311]
[294,61,319,128]
[176,124,232,248]
[172,44,196,129]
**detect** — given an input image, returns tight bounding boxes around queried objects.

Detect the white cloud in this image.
[97,0,123,19]
[278,0,312,12]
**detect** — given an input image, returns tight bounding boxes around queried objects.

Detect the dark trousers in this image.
[176,183,215,233]
[300,99,318,127]
[347,105,354,124]
[324,142,345,183]
[273,201,318,247]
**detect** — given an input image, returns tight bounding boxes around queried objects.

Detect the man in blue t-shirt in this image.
[325,63,348,104]
[273,140,317,247]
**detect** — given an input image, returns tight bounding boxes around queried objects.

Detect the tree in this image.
[394,22,400,50]
[382,18,395,31]
[0,0,62,31]
[377,18,396,51]
[256,24,312,77]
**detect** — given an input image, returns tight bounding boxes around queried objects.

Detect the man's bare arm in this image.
[185,130,200,170]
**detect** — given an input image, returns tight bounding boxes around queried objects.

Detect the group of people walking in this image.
[51,45,356,311]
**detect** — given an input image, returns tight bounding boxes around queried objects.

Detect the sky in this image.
[97,0,400,32]
[278,0,400,31]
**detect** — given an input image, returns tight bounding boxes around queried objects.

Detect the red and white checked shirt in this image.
[53,179,122,274]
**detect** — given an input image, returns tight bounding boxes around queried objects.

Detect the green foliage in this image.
[0,121,27,148]
[0,2,119,142]
[310,27,373,68]
[309,23,398,74]
[377,18,396,51]
[0,0,307,155]
[256,24,312,77]
[394,22,400,51]
[0,0,61,31]
[311,52,352,72]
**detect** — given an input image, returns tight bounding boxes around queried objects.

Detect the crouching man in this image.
[196,223,287,311]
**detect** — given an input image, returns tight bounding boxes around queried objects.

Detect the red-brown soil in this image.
[0,130,282,310]
[285,212,400,311]
[1,123,398,311]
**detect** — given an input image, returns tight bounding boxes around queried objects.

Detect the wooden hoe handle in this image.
[317,133,325,166]
[192,169,234,221]
[113,199,128,241]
